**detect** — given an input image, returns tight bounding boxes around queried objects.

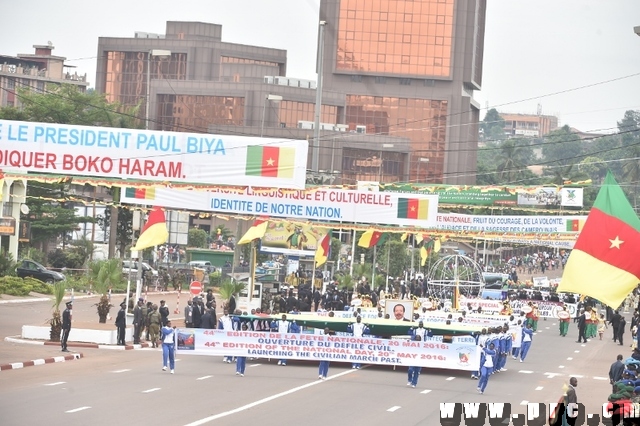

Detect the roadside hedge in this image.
[0,276,54,296]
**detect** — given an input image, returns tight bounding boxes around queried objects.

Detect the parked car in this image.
[188,260,216,274]
[122,260,158,278]
[16,259,65,283]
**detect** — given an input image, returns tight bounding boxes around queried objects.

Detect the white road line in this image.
[66,407,91,413]
[446,377,455,381]
[558,365,565,369]
[567,357,573,361]
[44,381,66,386]
[520,400,528,405]
[581,344,586,347]
[593,376,608,381]
[387,406,401,412]
[545,373,562,378]
[569,375,584,378]
[552,323,557,326]
[112,369,131,373]
[421,390,432,394]
[545,327,550,329]
[196,376,212,381]
[535,386,544,391]
[142,388,161,393]
[183,368,359,425]
[574,350,580,353]
[249,364,262,367]
[518,370,533,374]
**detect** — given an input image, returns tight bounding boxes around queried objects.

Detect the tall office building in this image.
[320,0,486,184]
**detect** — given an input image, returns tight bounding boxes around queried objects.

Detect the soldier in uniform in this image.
[133,298,144,344]
[115,302,126,346]
[148,304,161,348]
[61,301,72,352]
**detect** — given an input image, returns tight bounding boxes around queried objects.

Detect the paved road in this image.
[0,297,631,425]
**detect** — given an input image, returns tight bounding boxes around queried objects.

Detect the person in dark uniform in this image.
[159,300,170,327]
[115,302,126,345]
[133,298,143,344]
[61,301,72,352]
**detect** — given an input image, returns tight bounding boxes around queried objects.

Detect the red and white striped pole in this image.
[174,284,181,314]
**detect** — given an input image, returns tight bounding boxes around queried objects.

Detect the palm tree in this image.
[90,259,122,323]
[495,139,529,183]
[49,281,66,341]
[622,145,640,212]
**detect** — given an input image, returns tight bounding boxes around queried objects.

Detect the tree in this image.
[329,237,342,264]
[378,240,410,278]
[189,228,208,248]
[97,206,134,258]
[480,108,505,141]
[541,125,583,167]
[495,138,534,183]
[89,259,122,323]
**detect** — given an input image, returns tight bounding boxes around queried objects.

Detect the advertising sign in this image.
[260,222,328,256]
[120,187,439,227]
[176,329,481,371]
[0,119,308,189]
[517,187,584,207]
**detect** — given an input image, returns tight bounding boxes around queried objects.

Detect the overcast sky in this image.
[1,0,639,133]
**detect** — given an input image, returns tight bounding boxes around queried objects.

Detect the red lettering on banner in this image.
[118,158,183,178]
[61,154,114,174]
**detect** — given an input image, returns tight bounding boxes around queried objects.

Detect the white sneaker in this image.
[170,369,174,374]
[412,385,416,388]
[407,382,411,386]
[236,372,240,375]
[519,359,523,363]
[501,368,507,372]
[278,361,282,365]
[162,366,167,371]
[320,375,324,379]
[240,374,244,377]
[322,376,326,380]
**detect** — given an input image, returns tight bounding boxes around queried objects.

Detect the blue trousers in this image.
[408,366,421,386]
[520,341,532,361]
[512,347,520,357]
[279,359,287,365]
[162,343,175,369]
[236,357,246,374]
[478,366,491,392]
[318,361,330,378]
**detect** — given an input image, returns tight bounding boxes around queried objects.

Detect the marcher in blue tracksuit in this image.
[271,314,292,366]
[478,343,496,394]
[407,334,423,388]
[318,327,332,379]
[347,316,370,369]
[471,328,488,380]
[235,323,248,376]
[520,323,534,362]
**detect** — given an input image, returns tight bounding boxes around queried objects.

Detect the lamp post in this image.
[312,21,327,172]
[634,26,640,36]
[379,143,394,182]
[260,94,283,137]
[145,49,172,130]
[417,157,430,183]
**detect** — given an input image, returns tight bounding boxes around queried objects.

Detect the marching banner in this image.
[0,119,308,189]
[121,186,439,227]
[460,297,578,319]
[176,329,481,371]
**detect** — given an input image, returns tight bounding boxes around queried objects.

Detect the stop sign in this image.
[190,281,202,296]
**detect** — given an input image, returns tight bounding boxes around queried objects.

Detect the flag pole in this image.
[371,244,377,290]
[349,229,356,277]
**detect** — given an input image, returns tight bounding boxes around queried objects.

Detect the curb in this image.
[0,290,182,305]
[4,336,155,351]
[0,352,83,371]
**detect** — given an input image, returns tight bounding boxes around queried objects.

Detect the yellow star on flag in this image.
[609,236,624,249]
[266,158,275,166]
[410,206,416,211]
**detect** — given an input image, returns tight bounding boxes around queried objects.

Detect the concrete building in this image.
[0,44,88,107]
[500,113,559,138]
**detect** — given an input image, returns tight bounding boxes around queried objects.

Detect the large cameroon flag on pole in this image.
[557,172,640,308]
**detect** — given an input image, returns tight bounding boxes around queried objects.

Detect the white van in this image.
[122,260,158,277]
[188,261,215,273]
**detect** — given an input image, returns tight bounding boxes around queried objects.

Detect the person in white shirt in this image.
[511,320,523,359]
[160,320,176,374]
[217,309,235,363]
[347,316,369,369]
[271,314,291,366]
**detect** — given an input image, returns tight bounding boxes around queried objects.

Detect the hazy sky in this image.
[1,0,639,133]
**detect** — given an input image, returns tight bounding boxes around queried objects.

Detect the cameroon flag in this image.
[557,172,640,308]
[245,146,295,178]
[315,231,332,267]
[565,219,585,232]
[397,198,429,220]
[125,187,156,200]
[358,229,385,248]
[238,218,269,245]
[131,207,168,251]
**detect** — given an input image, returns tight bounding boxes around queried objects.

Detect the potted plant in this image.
[90,259,121,323]
[48,281,66,341]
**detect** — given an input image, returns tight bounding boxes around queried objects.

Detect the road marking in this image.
[552,323,557,326]
[574,350,580,353]
[520,400,528,405]
[196,376,212,381]
[142,388,161,393]
[446,377,455,381]
[421,390,432,394]
[569,375,584,378]
[558,365,565,369]
[581,344,586,347]
[387,406,401,412]
[518,370,533,374]
[545,373,561,378]
[567,357,573,361]
[44,381,66,386]
[249,364,262,367]
[593,376,608,381]
[66,407,91,413]
[112,369,131,373]
[535,386,544,391]
[545,327,550,329]
[183,368,360,425]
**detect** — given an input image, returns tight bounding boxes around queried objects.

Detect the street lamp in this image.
[145,49,172,130]
[417,157,430,183]
[634,26,640,36]
[260,94,283,137]
[312,20,327,172]
[379,143,394,181]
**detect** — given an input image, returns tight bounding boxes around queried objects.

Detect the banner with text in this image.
[176,329,480,370]
[460,297,578,318]
[121,186,439,227]
[382,185,583,207]
[435,213,587,234]
[0,119,308,188]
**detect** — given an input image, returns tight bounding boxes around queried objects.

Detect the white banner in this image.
[176,329,481,371]
[516,187,583,207]
[435,213,587,234]
[460,297,578,318]
[0,120,308,189]
[121,187,439,227]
